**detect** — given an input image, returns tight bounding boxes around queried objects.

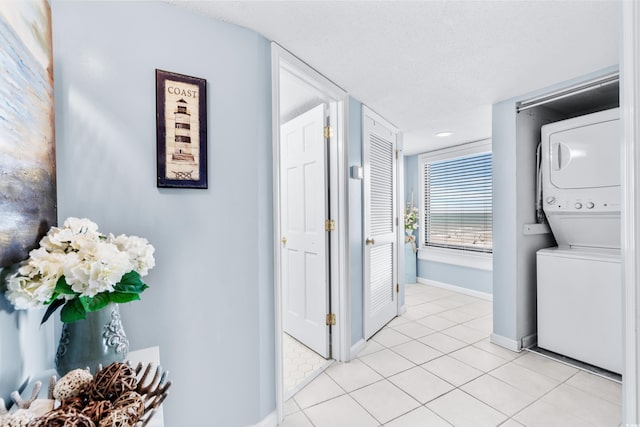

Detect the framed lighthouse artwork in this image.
[156,69,208,188]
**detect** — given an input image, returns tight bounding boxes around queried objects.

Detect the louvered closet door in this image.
[363,107,398,340]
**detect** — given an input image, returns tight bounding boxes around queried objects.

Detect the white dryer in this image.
[537,108,622,373]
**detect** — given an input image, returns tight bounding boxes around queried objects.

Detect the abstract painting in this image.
[0,0,56,268]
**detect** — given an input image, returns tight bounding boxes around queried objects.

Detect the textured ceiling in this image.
[170,1,620,155]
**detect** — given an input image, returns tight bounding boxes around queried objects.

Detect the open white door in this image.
[280,103,330,358]
[363,106,398,340]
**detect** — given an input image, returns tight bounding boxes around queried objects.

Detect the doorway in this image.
[272,43,349,422]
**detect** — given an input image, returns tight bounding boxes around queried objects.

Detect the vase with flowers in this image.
[4,217,155,375]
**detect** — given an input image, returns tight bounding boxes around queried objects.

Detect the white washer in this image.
[537,247,622,374]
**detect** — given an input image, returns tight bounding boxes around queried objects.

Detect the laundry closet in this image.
[516,72,621,374]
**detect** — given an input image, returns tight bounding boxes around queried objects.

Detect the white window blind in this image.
[424,151,492,253]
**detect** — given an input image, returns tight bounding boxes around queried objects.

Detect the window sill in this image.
[418,247,493,271]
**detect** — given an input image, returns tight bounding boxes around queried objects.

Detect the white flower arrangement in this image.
[5,217,155,323]
[404,205,419,232]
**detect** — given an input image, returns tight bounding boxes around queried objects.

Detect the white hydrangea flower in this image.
[109,234,156,277]
[6,273,55,309]
[27,247,66,280]
[64,242,130,297]
[63,217,100,235]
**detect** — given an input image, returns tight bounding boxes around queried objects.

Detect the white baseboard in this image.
[248,410,277,427]
[399,304,407,315]
[521,333,538,349]
[490,333,522,352]
[416,277,493,301]
[350,338,366,359]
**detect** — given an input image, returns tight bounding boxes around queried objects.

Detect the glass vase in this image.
[55,302,129,376]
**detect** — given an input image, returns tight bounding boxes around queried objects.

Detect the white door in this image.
[280,103,330,358]
[363,107,398,339]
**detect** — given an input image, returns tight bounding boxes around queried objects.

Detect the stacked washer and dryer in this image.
[537,107,622,374]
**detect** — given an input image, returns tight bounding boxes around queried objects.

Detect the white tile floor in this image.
[281,283,622,426]
[284,333,330,398]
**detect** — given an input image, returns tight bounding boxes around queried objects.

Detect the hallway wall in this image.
[52,2,274,425]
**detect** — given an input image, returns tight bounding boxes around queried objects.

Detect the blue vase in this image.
[55,303,129,376]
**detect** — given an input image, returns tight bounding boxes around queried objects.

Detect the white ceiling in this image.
[171,0,620,155]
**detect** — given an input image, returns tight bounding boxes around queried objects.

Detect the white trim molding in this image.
[350,338,367,359]
[416,277,492,301]
[490,333,523,352]
[248,410,277,427]
[622,1,640,424]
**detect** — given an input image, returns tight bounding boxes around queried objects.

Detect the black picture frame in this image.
[156,69,207,189]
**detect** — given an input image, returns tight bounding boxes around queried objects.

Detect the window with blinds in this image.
[423,151,492,253]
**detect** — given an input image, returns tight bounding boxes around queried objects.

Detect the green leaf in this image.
[60,299,87,323]
[80,293,111,312]
[108,292,141,304]
[54,276,75,295]
[113,271,148,294]
[41,298,65,325]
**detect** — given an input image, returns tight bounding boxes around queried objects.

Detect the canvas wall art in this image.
[0,0,56,268]
[156,69,207,189]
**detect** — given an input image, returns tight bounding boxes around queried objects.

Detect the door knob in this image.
[366,238,375,245]
[281,237,287,245]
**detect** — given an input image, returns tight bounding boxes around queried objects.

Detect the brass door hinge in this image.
[326,313,336,326]
[324,126,334,139]
[395,149,399,159]
[325,219,336,232]
[396,283,399,293]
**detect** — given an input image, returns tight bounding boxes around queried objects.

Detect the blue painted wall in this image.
[348,97,364,346]
[418,259,492,294]
[51,2,273,425]
[404,154,493,295]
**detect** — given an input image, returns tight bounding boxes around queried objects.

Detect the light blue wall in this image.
[52,2,274,425]
[405,155,493,295]
[348,97,364,346]
[418,260,492,294]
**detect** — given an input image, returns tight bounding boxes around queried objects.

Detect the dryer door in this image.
[549,118,620,190]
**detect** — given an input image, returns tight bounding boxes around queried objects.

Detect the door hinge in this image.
[326,313,336,326]
[324,126,334,139]
[395,149,399,159]
[396,283,399,293]
[396,217,399,226]
[325,219,336,232]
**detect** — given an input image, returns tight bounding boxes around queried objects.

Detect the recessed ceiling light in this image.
[436,131,453,137]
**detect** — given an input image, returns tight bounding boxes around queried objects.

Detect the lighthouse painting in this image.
[156,69,207,188]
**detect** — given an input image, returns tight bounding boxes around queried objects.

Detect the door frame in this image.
[271,43,349,424]
[622,1,640,423]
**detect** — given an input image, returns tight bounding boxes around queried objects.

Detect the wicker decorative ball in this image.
[112,391,144,422]
[96,409,133,427]
[59,396,87,412]
[53,369,94,401]
[81,400,113,424]
[89,363,137,402]
[26,410,96,427]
